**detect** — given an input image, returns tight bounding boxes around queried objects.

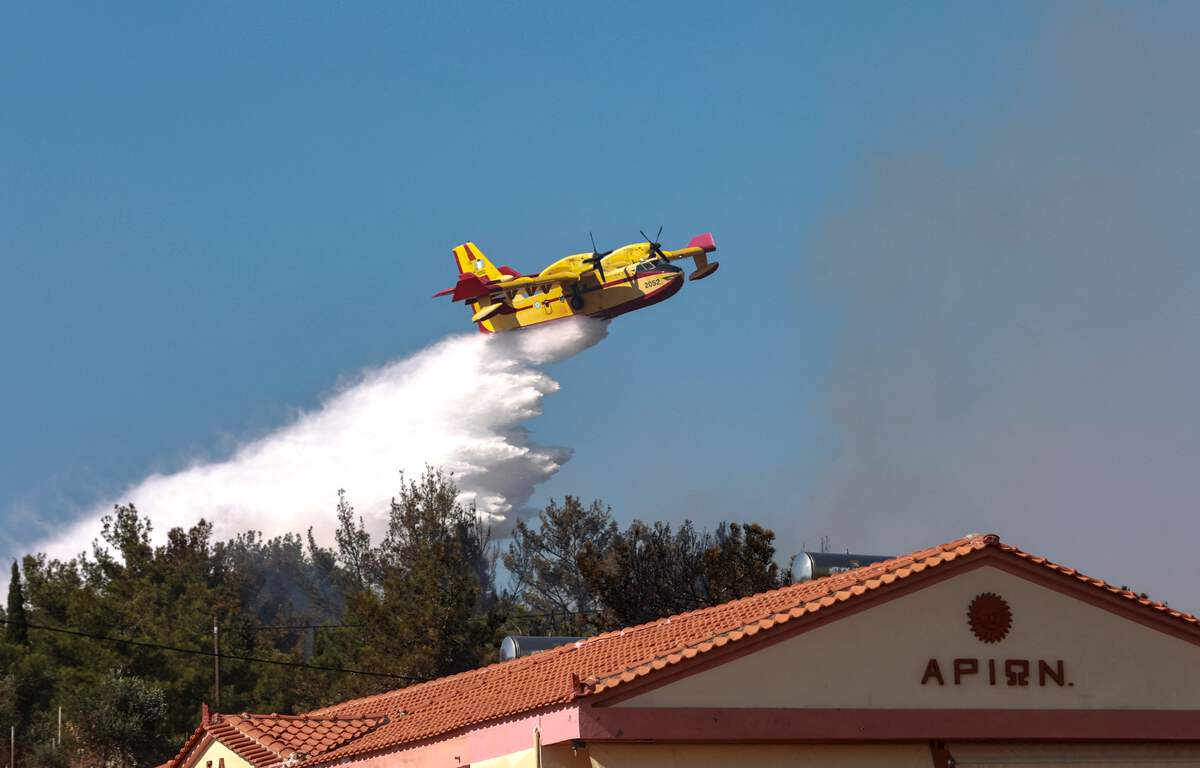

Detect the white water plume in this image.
[32,317,609,563]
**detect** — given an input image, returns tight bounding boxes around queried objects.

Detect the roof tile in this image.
[176,533,1199,766]
[167,712,388,768]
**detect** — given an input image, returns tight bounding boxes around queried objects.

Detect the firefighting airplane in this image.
[434,230,719,332]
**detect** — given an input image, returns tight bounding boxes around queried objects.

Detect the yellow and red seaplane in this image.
[434,230,719,332]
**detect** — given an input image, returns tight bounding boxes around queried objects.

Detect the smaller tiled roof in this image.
[167,707,387,768]
[223,713,389,761]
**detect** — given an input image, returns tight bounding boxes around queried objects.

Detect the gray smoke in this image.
[802,5,1200,608]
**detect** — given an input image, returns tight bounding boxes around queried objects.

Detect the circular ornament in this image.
[968,592,1012,643]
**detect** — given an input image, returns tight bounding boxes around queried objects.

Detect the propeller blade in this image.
[584,254,605,282]
[585,232,611,281]
[640,227,667,260]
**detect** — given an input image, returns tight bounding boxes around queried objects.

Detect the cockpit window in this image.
[636,260,659,273]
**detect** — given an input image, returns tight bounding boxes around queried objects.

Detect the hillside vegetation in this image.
[1,468,785,767]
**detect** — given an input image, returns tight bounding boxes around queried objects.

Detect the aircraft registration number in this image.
[643,278,664,289]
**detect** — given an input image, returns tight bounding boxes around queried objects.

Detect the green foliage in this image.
[3,504,354,758]
[348,468,501,681]
[578,519,710,627]
[74,670,168,767]
[0,646,56,766]
[504,496,616,635]
[0,469,788,766]
[333,489,375,591]
[704,522,782,603]
[26,738,71,768]
[6,561,28,645]
[579,519,785,629]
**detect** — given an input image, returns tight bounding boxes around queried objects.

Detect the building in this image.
[163,534,1200,768]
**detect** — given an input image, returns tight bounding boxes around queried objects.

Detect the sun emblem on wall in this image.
[968,592,1012,643]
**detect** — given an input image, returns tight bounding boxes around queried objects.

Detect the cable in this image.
[23,614,362,636]
[244,623,363,631]
[0,618,419,681]
[502,609,600,619]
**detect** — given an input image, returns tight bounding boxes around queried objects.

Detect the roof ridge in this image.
[584,534,1200,694]
[203,718,282,766]
[223,710,392,766]
[302,534,998,761]
[307,534,996,717]
[521,535,995,654]
[583,534,993,688]
[225,714,294,760]
[997,541,1199,626]
[244,712,387,722]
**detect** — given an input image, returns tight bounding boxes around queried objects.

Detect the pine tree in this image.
[354,467,500,681]
[6,560,28,645]
[504,496,616,634]
[579,519,784,629]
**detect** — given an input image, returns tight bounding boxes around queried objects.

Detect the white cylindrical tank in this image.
[792,551,893,583]
[499,635,584,661]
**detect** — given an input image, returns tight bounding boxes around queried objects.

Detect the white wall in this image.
[619,565,1200,710]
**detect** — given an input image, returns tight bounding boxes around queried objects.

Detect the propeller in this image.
[640,226,667,261]
[583,231,612,281]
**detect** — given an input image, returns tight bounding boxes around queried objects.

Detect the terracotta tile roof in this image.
[167,707,387,768]
[999,541,1200,624]
[302,532,1200,764]
[224,713,388,761]
[176,533,1199,766]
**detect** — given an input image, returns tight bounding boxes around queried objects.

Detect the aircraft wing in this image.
[501,273,581,291]
[433,271,581,302]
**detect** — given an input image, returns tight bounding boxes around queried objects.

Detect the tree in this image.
[579,520,711,628]
[25,737,71,768]
[504,497,616,634]
[333,489,375,591]
[0,671,18,736]
[0,650,55,759]
[6,561,28,645]
[703,522,782,603]
[75,670,168,767]
[14,503,338,746]
[0,462,793,766]
[345,468,501,682]
[579,519,785,629]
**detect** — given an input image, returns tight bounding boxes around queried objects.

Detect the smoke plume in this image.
[803,6,1200,607]
[32,317,609,564]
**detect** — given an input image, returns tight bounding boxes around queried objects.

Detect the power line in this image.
[244,623,363,631]
[0,618,419,681]
[505,609,600,619]
[27,614,363,635]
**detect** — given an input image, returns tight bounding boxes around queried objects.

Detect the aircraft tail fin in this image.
[453,242,504,283]
[687,232,717,253]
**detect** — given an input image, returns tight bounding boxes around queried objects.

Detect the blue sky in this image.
[6,3,1197,605]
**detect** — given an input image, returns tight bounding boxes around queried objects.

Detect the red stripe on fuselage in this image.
[592,273,684,319]
[585,268,677,292]
[480,270,684,331]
